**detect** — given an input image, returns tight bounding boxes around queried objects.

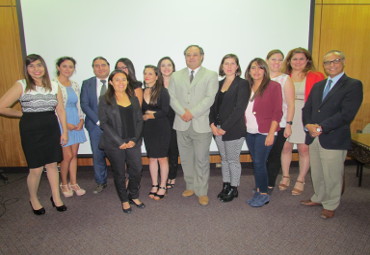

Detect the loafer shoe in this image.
[246,191,260,205]
[198,195,209,206]
[300,199,321,206]
[93,183,107,194]
[182,190,194,197]
[321,209,335,219]
[249,194,270,207]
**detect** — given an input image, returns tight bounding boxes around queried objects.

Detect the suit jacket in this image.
[80,76,100,132]
[168,66,218,133]
[209,76,250,141]
[302,73,363,150]
[98,95,143,150]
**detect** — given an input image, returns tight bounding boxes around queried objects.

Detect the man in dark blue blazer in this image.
[81,57,110,194]
[302,50,363,219]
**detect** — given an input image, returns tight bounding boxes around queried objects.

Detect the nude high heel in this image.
[278,176,290,191]
[60,183,73,198]
[291,180,305,195]
[69,183,86,196]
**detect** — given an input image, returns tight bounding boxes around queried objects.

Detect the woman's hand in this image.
[284,125,292,138]
[119,141,136,150]
[265,133,275,146]
[67,123,76,130]
[210,123,221,136]
[75,120,84,130]
[60,132,68,146]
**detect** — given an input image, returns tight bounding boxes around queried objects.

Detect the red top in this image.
[304,71,325,101]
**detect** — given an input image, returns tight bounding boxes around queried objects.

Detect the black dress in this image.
[142,88,171,158]
[18,80,62,168]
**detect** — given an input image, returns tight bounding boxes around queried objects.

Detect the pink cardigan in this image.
[252,80,283,133]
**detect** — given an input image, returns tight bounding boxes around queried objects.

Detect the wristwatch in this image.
[286,121,293,125]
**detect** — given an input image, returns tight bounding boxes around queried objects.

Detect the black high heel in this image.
[153,186,166,200]
[129,198,145,209]
[50,196,67,212]
[148,184,159,199]
[29,201,45,215]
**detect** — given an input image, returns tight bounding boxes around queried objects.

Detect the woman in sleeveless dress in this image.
[280,48,324,195]
[0,54,68,215]
[54,57,87,197]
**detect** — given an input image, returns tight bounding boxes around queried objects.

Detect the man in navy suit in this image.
[302,50,363,219]
[81,57,110,194]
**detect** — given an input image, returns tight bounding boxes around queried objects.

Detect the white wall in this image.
[20,0,311,154]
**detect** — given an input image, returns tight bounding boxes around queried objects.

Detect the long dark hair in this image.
[157,56,176,86]
[24,54,52,92]
[144,65,162,105]
[245,58,271,100]
[115,58,140,83]
[56,56,76,76]
[104,70,134,105]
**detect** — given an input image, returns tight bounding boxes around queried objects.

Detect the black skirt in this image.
[19,111,62,168]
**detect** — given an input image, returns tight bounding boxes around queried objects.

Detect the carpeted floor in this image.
[0,163,369,255]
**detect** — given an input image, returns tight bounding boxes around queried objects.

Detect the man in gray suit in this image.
[168,45,218,206]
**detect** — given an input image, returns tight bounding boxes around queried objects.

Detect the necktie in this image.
[322,79,333,100]
[190,70,194,83]
[100,80,107,96]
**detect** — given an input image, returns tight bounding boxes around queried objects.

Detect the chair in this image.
[353,123,370,186]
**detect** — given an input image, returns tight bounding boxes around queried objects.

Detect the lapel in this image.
[111,99,123,136]
[321,74,347,105]
[90,77,98,107]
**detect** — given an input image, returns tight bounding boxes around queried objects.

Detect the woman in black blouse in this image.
[99,70,144,214]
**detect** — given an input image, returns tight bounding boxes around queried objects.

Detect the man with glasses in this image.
[81,56,110,194]
[302,50,363,219]
[168,45,218,206]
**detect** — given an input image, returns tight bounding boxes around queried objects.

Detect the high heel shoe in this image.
[291,180,305,195]
[69,183,86,196]
[50,196,67,212]
[153,186,166,200]
[129,198,145,209]
[220,186,238,202]
[122,202,132,214]
[217,182,230,200]
[148,184,159,199]
[60,183,73,198]
[29,201,45,215]
[278,176,290,191]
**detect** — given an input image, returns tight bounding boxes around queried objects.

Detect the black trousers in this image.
[104,142,142,202]
[267,128,286,187]
[168,129,179,180]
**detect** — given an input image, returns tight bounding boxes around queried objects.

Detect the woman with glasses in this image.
[115,58,143,106]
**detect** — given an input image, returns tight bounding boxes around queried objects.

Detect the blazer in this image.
[302,73,363,150]
[209,76,250,141]
[80,76,100,132]
[252,80,283,133]
[168,66,218,133]
[98,95,143,150]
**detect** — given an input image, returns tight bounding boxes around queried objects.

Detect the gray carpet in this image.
[0,163,369,255]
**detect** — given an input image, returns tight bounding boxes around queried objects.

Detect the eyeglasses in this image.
[323,58,342,66]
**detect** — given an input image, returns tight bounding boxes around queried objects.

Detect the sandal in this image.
[148,185,159,199]
[291,180,305,195]
[153,186,167,200]
[278,176,290,191]
[166,179,175,189]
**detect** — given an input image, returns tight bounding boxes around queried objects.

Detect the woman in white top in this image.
[265,50,295,193]
[0,54,68,215]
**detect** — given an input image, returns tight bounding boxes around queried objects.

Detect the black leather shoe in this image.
[29,202,45,215]
[50,196,67,212]
[217,182,230,200]
[220,186,238,202]
[129,198,145,209]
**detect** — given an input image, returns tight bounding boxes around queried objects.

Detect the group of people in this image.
[0,44,363,219]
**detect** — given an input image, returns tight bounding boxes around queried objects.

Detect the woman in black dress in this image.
[142,65,171,200]
[99,70,144,214]
[0,54,68,215]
